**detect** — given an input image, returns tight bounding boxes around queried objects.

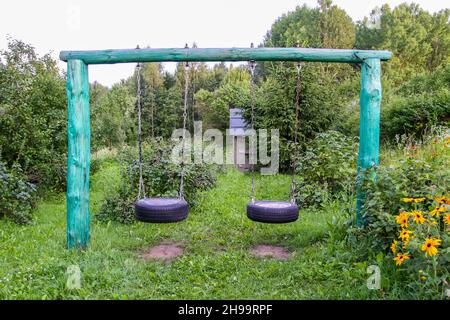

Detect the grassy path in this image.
[0,161,376,299]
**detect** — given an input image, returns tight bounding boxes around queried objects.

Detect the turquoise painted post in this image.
[356,58,381,226]
[66,59,90,249]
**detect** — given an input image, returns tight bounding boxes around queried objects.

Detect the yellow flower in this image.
[393,253,410,266]
[402,237,410,249]
[420,276,427,281]
[445,137,450,147]
[402,197,426,203]
[429,206,447,217]
[444,214,450,225]
[412,210,426,224]
[391,240,397,253]
[421,238,442,257]
[399,229,413,241]
[435,196,450,205]
[395,212,410,228]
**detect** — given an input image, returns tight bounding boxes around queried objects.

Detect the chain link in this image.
[290,62,302,203]
[136,61,146,199]
[248,51,256,203]
[179,58,190,199]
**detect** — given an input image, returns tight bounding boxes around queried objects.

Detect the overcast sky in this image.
[0,0,447,86]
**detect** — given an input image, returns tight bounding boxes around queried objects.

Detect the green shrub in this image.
[0,38,67,191]
[28,153,67,193]
[382,89,450,140]
[381,64,450,141]
[396,64,450,97]
[97,139,217,223]
[0,160,36,224]
[294,130,358,207]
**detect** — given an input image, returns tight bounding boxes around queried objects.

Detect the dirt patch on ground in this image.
[140,244,184,262]
[250,245,292,260]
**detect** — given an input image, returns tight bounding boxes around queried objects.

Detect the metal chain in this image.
[191,43,198,129]
[136,60,146,199]
[249,44,256,203]
[179,56,190,200]
[150,86,155,138]
[290,62,302,203]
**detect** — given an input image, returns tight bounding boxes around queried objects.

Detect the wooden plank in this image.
[60,47,392,64]
[66,59,90,249]
[356,58,381,226]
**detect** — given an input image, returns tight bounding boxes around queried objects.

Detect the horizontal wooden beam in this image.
[60,47,392,64]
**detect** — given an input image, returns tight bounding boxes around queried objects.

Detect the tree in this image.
[250,0,358,170]
[140,62,165,138]
[241,64,345,171]
[318,0,355,49]
[427,9,450,71]
[173,59,227,133]
[93,82,135,148]
[264,0,355,49]
[263,0,357,81]
[0,38,67,187]
[90,81,109,150]
[195,66,251,131]
[356,4,450,84]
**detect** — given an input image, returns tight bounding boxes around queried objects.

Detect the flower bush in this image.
[349,132,449,251]
[347,132,449,298]
[389,196,450,296]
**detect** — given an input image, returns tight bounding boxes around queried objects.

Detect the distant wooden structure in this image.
[229,108,251,172]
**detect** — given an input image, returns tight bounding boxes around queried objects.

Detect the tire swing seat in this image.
[244,57,301,225]
[132,56,191,224]
[135,198,188,223]
[247,201,299,224]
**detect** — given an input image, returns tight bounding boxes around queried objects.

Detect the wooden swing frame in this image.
[60,47,391,249]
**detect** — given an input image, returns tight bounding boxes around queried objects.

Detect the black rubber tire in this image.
[247,200,299,224]
[135,198,189,223]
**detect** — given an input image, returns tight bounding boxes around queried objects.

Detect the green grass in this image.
[0,161,382,299]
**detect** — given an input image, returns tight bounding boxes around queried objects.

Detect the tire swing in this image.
[246,60,302,224]
[134,59,190,223]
